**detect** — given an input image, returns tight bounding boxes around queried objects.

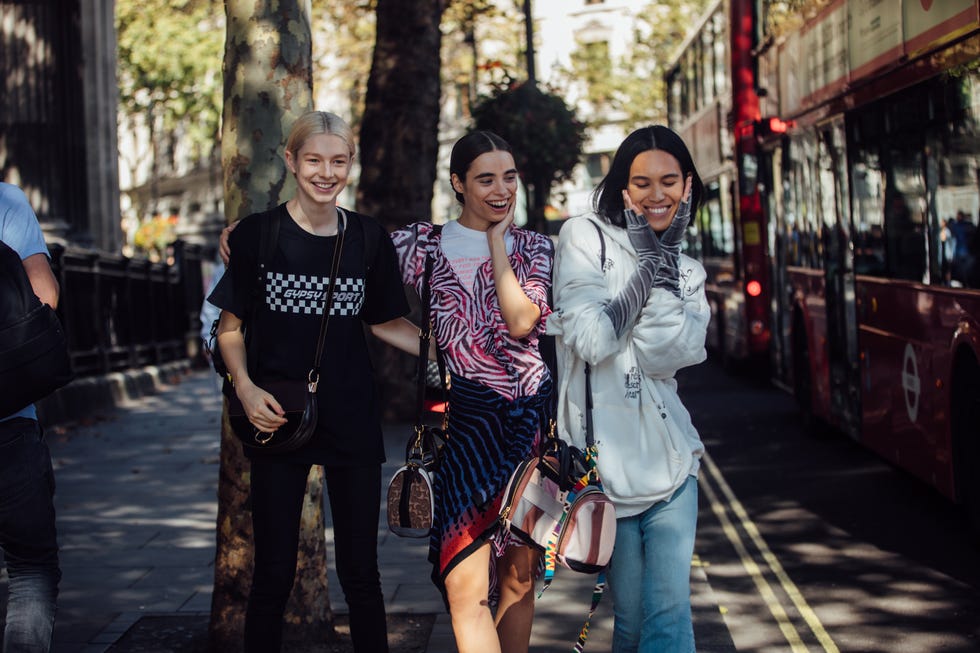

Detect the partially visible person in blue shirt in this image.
[0,181,62,652]
[199,257,225,389]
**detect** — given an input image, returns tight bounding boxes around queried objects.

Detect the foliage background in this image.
[472,79,586,230]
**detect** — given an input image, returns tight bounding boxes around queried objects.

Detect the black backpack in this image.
[0,240,74,416]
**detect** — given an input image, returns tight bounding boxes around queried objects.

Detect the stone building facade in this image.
[1,0,120,250]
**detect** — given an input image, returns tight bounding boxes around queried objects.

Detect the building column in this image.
[80,0,121,252]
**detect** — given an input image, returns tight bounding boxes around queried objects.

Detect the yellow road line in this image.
[699,459,809,652]
[701,451,840,653]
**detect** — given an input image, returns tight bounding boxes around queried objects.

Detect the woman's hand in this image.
[235,380,288,433]
[622,189,664,269]
[652,175,693,297]
[487,198,516,244]
[487,201,540,338]
[219,220,240,265]
[660,175,693,251]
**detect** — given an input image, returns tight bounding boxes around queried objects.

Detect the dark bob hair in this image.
[449,130,514,204]
[592,125,704,229]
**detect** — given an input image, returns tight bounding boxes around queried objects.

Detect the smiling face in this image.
[626,149,684,232]
[452,149,518,231]
[285,133,352,208]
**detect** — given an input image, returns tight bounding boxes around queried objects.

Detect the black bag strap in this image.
[587,218,606,270]
[537,236,558,424]
[359,211,381,274]
[243,213,281,378]
[583,219,606,450]
[308,210,347,389]
[414,223,445,428]
[584,362,597,450]
[415,254,436,426]
[244,208,345,391]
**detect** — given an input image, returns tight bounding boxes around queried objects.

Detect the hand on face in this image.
[455,149,518,233]
[660,174,693,250]
[487,197,516,242]
[622,189,664,264]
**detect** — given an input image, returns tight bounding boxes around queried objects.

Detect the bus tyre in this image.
[952,352,980,536]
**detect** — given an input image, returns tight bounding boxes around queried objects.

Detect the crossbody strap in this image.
[413,224,445,429]
[584,362,596,449]
[308,209,347,391]
[587,218,606,271]
[244,213,282,378]
[414,252,436,426]
[583,219,606,450]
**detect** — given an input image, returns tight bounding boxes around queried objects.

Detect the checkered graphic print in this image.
[265,272,365,316]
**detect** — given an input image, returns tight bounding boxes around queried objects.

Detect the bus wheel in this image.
[952,351,980,535]
[793,320,817,436]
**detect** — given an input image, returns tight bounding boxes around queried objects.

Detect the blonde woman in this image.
[211,111,414,652]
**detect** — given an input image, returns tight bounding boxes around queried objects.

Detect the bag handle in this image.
[414,251,436,426]
[409,224,447,450]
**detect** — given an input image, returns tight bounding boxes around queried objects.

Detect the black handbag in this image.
[226,211,345,453]
[387,247,447,536]
[0,241,74,415]
[227,376,320,453]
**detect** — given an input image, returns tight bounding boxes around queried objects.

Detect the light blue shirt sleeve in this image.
[200,259,224,344]
[0,182,48,260]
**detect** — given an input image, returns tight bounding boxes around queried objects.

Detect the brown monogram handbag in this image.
[386,247,446,537]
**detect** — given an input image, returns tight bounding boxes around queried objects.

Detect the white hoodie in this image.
[546,215,710,518]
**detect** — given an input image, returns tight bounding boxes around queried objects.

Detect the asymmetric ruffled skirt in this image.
[429,372,551,602]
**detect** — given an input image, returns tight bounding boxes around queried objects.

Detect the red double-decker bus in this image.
[754,0,980,527]
[664,0,771,370]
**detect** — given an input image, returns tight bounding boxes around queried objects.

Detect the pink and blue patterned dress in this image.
[392,222,553,599]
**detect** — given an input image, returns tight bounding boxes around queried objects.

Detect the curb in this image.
[36,360,193,427]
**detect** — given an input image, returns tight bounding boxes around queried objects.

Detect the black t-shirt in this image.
[209,203,409,465]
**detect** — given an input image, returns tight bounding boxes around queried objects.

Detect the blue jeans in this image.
[0,418,61,653]
[606,475,698,653]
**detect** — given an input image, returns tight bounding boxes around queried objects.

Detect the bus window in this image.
[931,73,980,288]
[817,135,839,229]
[697,181,733,258]
[785,134,824,269]
[885,150,928,283]
[850,154,886,276]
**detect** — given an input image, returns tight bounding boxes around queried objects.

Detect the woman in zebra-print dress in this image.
[385,131,553,653]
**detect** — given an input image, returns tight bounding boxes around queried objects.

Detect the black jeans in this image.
[0,418,61,653]
[244,459,388,652]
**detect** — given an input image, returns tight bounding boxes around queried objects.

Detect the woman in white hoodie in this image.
[548,125,708,653]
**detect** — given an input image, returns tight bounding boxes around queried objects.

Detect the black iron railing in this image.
[47,241,206,377]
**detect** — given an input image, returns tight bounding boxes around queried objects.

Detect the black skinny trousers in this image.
[244,459,389,652]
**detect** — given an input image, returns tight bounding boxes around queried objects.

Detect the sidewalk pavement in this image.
[2,368,736,652]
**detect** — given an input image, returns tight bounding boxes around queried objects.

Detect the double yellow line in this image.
[699,452,840,653]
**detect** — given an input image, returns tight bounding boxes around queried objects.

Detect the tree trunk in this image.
[357,0,444,231]
[357,0,445,421]
[209,3,332,650]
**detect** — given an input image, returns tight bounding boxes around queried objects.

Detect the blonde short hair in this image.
[285,111,356,159]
